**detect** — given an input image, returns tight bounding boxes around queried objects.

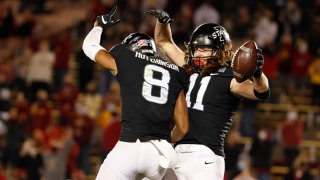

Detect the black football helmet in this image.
[122,33,156,56]
[187,23,231,72]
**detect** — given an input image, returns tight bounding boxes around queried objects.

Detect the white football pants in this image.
[163,144,225,180]
[96,139,177,180]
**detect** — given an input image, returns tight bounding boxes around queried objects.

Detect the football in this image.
[231,40,258,83]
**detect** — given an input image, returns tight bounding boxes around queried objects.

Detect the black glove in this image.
[145,9,173,24]
[96,6,120,28]
[253,48,264,78]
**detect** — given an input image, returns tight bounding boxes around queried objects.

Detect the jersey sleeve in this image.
[178,68,190,93]
[109,44,134,80]
[223,65,234,78]
[109,44,129,64]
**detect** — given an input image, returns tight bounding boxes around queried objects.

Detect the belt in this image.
[119,136,164,143]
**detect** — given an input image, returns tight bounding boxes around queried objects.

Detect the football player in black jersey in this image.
[147,10,270,180]
[82,7,189,180]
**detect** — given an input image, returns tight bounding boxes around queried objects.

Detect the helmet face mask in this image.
[188,48,216,72]
[122,33,156,56]
[187,23,231,73]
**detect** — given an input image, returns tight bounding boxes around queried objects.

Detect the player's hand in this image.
[96,6,120,28]
[253,48,264,78]
[145,9,173,24]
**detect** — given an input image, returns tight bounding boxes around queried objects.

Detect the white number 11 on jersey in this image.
[186,74,211,111]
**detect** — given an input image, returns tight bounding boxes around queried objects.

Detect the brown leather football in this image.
[231,40,258,83]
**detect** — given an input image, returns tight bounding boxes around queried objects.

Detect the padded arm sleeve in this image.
[82,26,106,61]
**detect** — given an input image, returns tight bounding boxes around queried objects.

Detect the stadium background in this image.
[0,0,320,179]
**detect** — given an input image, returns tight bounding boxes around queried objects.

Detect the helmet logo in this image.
[131,39,152,51]
[211,26,225,42]
[137,39,150,46]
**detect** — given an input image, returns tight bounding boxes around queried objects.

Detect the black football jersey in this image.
[109,44,189,142]
[176,66,241,156]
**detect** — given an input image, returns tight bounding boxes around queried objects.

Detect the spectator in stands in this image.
[2,107,27,169]
[193,0,220,27]
[277,32,293,74]
[262,43,280,102]
[73,113,94,175]
[239,99,258,137]
[281,108,304,169]
[42,124,74,180]
[19,129,44,180]
[275,31,293,93]
[75,81,102,120]
[224,131,244,180]
[262,44,279,80]
[233,4,251,39]
[0,4,14,38]
[285,152,313,180]
[308,55,320,105]
[16,9,36,38]
[283,0,302,37]
[290,38,312,89]
[122,0,142,27]
[233,153,256,180]
[170,2,193,47]
[0,49,15,86]
[12,41,33,92]
[29,89,52,132]
[56,81,79,125]
[52,29,72,91]
[254,8,278,48]
[0,74,11,121]
[250,127,275,180]
[26,38,55,102]
[14,91,30,128]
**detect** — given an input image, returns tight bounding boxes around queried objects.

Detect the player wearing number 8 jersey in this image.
[82,7,189,180]
[146,10,270,179]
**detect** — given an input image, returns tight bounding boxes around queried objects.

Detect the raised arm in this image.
[146,10,186,67]
[171,91,189,143]
[82,7,120,75]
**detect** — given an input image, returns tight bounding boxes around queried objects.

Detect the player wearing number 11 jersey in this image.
[82,7,189,180]
[147,9,270,180]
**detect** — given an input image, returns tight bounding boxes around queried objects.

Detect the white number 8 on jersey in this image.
[142,64,170,104]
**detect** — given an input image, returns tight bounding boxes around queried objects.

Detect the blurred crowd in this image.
[0,0,320,179]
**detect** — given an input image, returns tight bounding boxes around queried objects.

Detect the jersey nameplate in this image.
[135,52,179,71]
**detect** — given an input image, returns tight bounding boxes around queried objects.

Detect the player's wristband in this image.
[253,68,262,78]
[254,88,270,100]
[82,26,106,61]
